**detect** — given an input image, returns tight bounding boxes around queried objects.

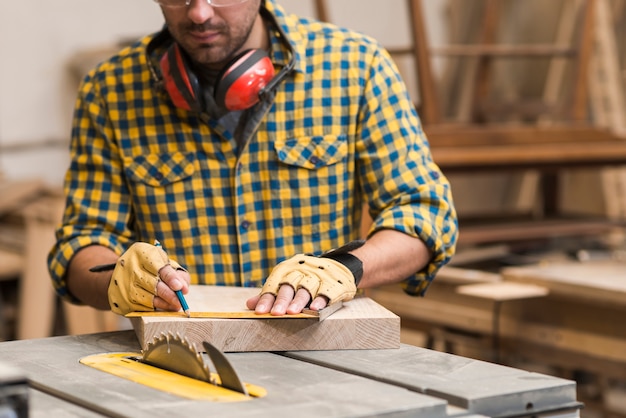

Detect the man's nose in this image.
[187,0,216,24]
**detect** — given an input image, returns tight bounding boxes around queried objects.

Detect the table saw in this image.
[0,330,581,418]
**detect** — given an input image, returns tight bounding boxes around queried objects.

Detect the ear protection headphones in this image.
[157,8,294,113]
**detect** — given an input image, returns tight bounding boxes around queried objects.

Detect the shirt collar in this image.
[263,0,307,76]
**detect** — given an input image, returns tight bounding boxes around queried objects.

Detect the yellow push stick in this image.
[80,353,267,401]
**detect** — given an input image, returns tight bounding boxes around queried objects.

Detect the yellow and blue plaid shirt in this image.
[48,0,457,301]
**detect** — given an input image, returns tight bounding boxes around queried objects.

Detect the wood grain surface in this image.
[502,259,626,307]
[130,286,400,352]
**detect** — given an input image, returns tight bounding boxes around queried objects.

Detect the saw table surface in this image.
[0,331,581,418]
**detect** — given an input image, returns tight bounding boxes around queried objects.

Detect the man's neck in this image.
[244,13,270,52]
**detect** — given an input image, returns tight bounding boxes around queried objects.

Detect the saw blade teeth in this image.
[141,332,213,382]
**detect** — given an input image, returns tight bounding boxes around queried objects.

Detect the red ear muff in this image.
[152,6,293,114]
[214,49,275,112]
[160,44,203,112]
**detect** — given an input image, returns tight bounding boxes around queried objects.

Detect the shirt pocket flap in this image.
[274,135,348,169]
[125,152,196,187]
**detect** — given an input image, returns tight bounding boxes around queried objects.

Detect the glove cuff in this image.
[321,240,365,286]
[321,253,363,286]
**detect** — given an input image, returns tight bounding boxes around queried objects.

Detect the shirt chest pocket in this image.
[124,152,197,187]
[274,134,348,169]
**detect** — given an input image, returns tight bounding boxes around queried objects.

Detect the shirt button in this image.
[154,172,164,181]
[241,220,251,230]
[309,156,321,165]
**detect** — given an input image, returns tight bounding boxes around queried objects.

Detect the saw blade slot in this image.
[80,332,267,402]
[80,352,267,401]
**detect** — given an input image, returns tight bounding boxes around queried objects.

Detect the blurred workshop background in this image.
[0,1,625,416]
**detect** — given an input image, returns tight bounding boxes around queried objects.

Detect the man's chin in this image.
[183,47,231,70]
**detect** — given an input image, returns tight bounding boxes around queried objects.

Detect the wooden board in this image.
[427,125,626,171]
[502,259,626,308]
[456,282,549,301]
[130,286,400,352]
[0,249,22,280]
[436,266,502,285]
[456,218,621,246]
[0,179,44,216]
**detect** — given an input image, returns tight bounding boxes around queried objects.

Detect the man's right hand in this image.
[107,242,190,315]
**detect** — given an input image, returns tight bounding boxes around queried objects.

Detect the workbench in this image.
[0,331,581,417]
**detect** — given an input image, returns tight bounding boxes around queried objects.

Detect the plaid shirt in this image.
[48,0,457,301]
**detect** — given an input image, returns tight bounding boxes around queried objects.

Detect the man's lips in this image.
[188,31,221,43]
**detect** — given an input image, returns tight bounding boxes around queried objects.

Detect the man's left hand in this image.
[245,254,357,315]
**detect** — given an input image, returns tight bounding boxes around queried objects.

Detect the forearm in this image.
[66,245,119,310]
[351,229,431,288]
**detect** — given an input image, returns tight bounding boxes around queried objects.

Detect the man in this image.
[48,0,457,317]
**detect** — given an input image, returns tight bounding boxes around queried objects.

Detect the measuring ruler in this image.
[126,301,343,322]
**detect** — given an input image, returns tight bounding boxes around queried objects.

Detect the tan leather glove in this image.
[260,254,357,305]
[107,242,184,315]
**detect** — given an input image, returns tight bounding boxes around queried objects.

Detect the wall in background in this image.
[0,1,164,185]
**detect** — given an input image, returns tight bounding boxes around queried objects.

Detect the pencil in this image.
[176,290,191,318]
[155,240,191,318]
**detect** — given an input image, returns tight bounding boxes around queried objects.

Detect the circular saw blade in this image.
[141,332,213,383]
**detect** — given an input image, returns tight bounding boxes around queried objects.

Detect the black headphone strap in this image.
[167,44,203,112]
[146,27,172,56]
[146,27,173,82]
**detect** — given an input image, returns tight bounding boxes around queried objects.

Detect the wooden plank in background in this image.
[0,179,44,216]
[130,286,400,352]
[501,259,626,308]
[0,250,22,280]
[368,280,626,377]
[456,282,549,301]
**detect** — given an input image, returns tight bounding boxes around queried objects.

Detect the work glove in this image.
[107,242,185,315]
[260,254,358,305]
